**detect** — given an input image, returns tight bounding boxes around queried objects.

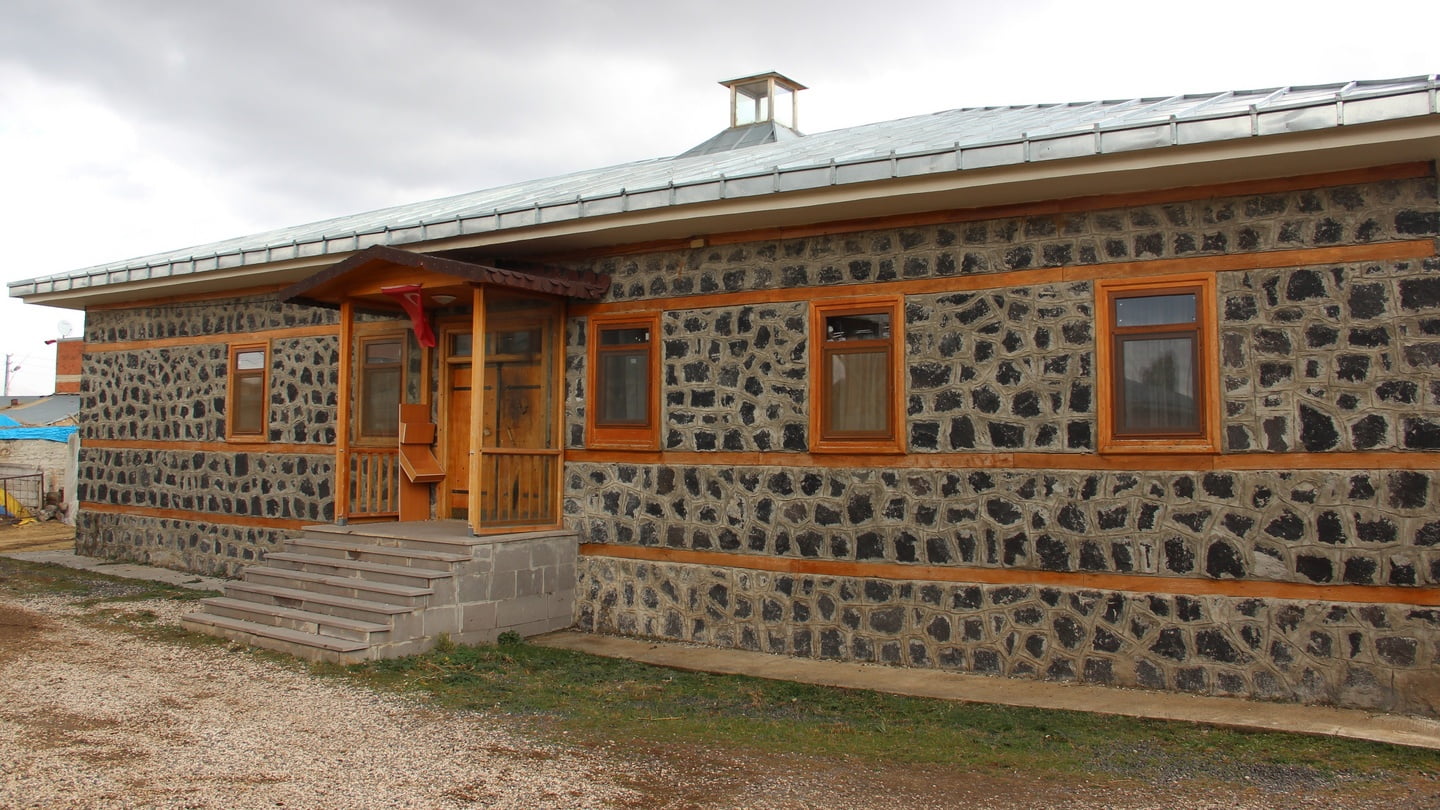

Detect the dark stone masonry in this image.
[576,557,1440,715]
[565,463,1440,588]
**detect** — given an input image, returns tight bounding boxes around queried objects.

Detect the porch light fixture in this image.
[431,294,457,306]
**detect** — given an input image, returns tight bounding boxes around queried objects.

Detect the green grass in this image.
[328,636,1440,784]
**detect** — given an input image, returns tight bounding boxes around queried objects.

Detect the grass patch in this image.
[333,637,1440,786]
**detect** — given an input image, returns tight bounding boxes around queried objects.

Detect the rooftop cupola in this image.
[725,71,806,130]
[678,71,807,158]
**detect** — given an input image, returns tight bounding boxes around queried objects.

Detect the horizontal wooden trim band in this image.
[551,163,1434,262]
[566,449,1440,473]
[83,439,333,456]
[85,323,341,354]
[81,501,310,531]
[569,239,1436,317]
[580,544,1440,608]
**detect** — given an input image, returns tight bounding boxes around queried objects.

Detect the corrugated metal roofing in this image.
[11,75,1439,298]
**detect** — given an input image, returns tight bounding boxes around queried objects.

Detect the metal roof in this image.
[11,75,1439,299]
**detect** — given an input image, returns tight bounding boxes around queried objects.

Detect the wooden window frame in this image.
[586,311,661,450]
[1095,273,1219,454]
[355,333,406,445]
[809,296,905,454]
[226,342,269,443]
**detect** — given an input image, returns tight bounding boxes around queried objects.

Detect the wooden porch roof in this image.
[279,245,610,309]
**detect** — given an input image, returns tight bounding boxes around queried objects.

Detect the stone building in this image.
[11,74,1440,712]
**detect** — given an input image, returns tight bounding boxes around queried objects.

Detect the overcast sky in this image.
[2,0,1436,394]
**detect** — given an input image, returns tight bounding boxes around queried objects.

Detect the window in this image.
[358,336,403,439]
[810,297,904,453]
[227,343,268,441]
[586,312,660,449]
[1096,275,1218,454]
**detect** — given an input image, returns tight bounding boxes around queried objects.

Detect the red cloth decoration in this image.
[380,284,437,348]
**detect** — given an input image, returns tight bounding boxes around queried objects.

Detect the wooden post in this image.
[550,301,566,527]
[335,299,354,525]
[467,286,485,535]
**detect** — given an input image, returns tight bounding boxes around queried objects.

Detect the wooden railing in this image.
[349,447,400,520]
[479,448,560,527]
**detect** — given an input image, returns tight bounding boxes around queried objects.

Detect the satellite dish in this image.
[56,320,73,339]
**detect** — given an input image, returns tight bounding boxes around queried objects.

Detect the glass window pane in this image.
[600,327,650,346]
[235,350,265,371]
[1115,294,1196,327]
[365,341,402,365]
[1119,336,1197,433]
[597,350,648,425]
[489,329,538,356]
[361,367,401,436]
[828,350,888,433]
[825,313,890,342]
[233,374,264,434]
[450,333,472,357]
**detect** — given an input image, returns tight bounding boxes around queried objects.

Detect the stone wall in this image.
[78,293,341,569]
[77,510,292,577]
[566,463,1440,588]
[1220,258,1440,453]
[576,557,1440,716]
[566,171,1440,713]
[81,335,338,445]
[579,175,1438,303]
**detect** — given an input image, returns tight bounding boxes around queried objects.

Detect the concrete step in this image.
[285,536,470,570]
[224,580,417,625]
[263,551,455,589]
[198,596,391,643]
[242,566,433,606]
[299,523,481,555]
[180,612,371,664]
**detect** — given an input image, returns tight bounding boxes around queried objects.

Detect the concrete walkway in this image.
[8,548,1440,751]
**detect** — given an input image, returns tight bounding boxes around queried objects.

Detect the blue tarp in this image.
[0,425,77,443]
[0,415,21,428]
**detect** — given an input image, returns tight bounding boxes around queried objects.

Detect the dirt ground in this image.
[3,592,1439,809]
[0,519,74,552]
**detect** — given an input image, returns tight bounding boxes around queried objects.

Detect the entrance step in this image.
[286,536,470,570]
[197,596,391,642]
[221,581,417,625]
[181,521,579,664]
[181,612,371,664]
[262,551,455,589]
[242,566,434,606]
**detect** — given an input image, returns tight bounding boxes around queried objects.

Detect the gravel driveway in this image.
[0,595,641,809]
